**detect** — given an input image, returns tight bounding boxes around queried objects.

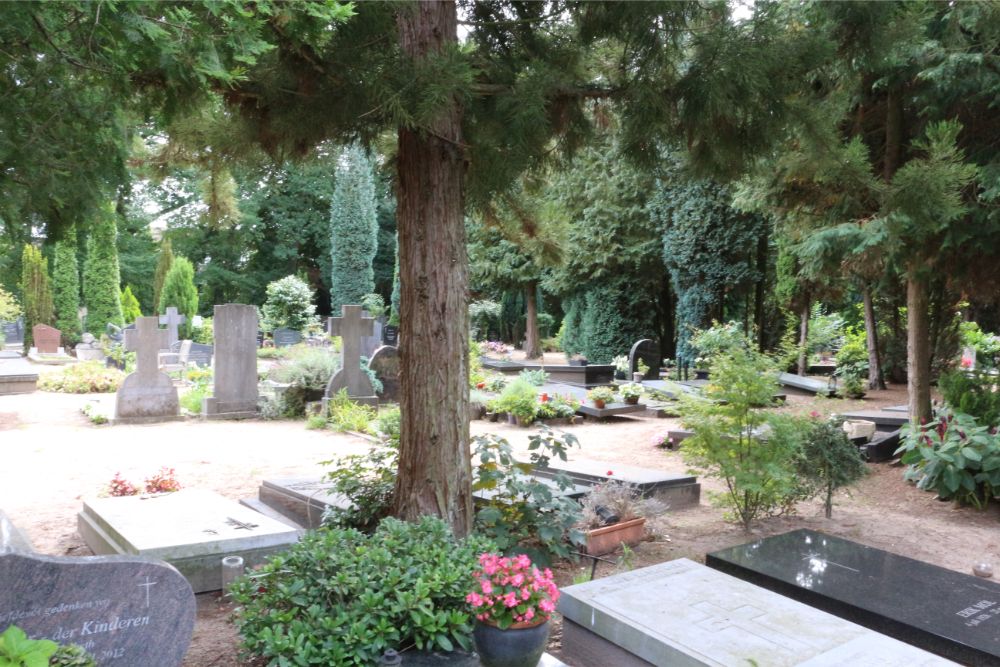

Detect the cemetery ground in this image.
[3,380,999,666]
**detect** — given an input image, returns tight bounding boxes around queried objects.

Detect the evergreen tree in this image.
[120,285,142,323]
[83,204,124,333]
[52,223,82,344]
[158,257,199,338]
[152,238,175,316]
[20,245,54,350]
[329,144,378,314]
[389,252,400,327]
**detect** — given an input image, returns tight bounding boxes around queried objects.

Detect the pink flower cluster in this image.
[482,341,514,355]
[466,553,559,628]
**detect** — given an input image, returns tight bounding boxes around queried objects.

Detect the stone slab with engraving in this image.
[706,529,1000,665]
[0,550,194,667]
[272,327,301,348]
[559,558,956,667]
[203,304,257,420]
[77,489,301,593]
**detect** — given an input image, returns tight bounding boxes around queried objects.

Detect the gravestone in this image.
[0,509,33,552]
[256,330,265,348]
[75,333,105,361]
[203,304,258,420]
[559,558,956,667]
[33,324,62,354]
[115,317,179,424]
[368,345,401,402]
[158,307,186,349]
[77,489,301,593]
[324,305,378,408]
[2,318,24,347]
[382,324,399,347]
[0,550,195,667]
[272,327,301,347]
[707,529,1000,665]
[532,458,700,509]
[0,357,38,395]
[361,316,384,359]
[778,372,835,397]
[629,339,660,380]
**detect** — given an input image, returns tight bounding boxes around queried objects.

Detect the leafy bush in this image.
[958,321,1000,370]
[469,300,502,341]
[795,416,867,517]
[145,467,182,493]
[0,286,20,324]
[899,407,1000,508]
[322,437,397,531]
[230,518,494,666]
[261,275,318,333]
[120,285,142,324]
[586,386,615,404]
[376,406,401,445]
[360,293,386,318]
[82,206,124,334]
[179,383,209,413]
[268,347,338,417]
[472,427,583,564]
[806,303,845,357]
[256,346,289,360]
[518,368,549,386]
[39,362,125,393]
[327,389,377,433]
[835,326,868,397]
[492,379,540,423]
[689,321,751,366]
[680,348,803,530]
[191,316,213,345]
[940,370,1000,426]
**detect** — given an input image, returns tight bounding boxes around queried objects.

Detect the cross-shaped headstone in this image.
[326,305,375,398]
[159,306,186,348]
[125,317,170,381]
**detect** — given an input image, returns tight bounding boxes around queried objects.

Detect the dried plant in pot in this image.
[577,479,655,556]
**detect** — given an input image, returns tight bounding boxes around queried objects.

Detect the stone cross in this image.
[125,317,170,381]
[159,307,186,348]
[325,305,377,406]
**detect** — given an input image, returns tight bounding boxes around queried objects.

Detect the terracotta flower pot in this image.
[584,517,646,556]
[592,399,606,409]
[473,618,549,667]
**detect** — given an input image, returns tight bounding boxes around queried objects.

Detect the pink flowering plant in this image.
[467,553,560,629]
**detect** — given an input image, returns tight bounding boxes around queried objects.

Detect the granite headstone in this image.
[203,304,258,419]
[368,345,401,402]
[382,324,399,347]
[0,550,195,667]
[324,305,377,408]
[272,327,301,348]
[158,307,186,349]
[33,324,61,354]
[2,318,24,346]
[628,339,660,380]
[115,317,179,423]
[706,529,1000,665]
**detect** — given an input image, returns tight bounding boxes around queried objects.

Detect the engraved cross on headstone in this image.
[326,305,375,397]
[125,317,170,381]
[159,307,186,348]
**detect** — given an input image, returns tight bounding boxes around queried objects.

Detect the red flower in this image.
[607,470,613,476]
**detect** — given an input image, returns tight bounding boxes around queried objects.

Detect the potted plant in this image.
[612,355,629,380]
[467,553,559,667]
[618,382,644,405]
[586,386,615,409]
[577,479,650,556]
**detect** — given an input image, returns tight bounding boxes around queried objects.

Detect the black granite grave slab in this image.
[0,550,195,667]
[532,459,700,509]
[839,409,909,429]
[865,429,902,462]
[706,529,1000,665]
[479,357,525,373]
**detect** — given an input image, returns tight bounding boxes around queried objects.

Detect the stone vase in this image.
[584,517,646,556]
[473,618,549,667]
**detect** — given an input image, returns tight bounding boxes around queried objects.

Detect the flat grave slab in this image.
[706,529,1000,665]
[0,549,195,667]
[838,409,909,429]
[577,402,646,418]
[884,404,909,413]
[480,357,524,373]
[78,489,301,593]
[399,650,566,666]
[532,459,699,509]
[778,372,834,396]
[865,429,901,462]
[559,558,956,667]
[0,357,38,395]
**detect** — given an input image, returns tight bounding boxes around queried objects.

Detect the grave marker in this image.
[324,305,377,408]
[2,318,24,346]
[32,324,61,354]
[628,339,660,380]
[204,304,258,419]
[158,307,186,349]
[115,316,178,423]
[0,550,195,667]
[382,324,399,347]
[272,327,301,347]
[368,345,401,402]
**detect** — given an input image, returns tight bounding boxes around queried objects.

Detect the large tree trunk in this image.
[797,300,810,376]
[393,0,473,537]
[523,281,541,359]
[862,286,886,390]
[907,273,932,424]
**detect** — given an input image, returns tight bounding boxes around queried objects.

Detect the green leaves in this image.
[0,626,58,667]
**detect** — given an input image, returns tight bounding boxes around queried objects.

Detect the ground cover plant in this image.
[38,362,124,393]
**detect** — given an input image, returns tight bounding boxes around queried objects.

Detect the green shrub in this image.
[376,406,401,445]
[157,257,198,338]
[52,224,82,345]
[469,300,501,341]
[939,370,1000,426]
[39,362,125,393]
[152,238,174,316]
[472,426,583,564]
[0,625,96,667]
[327,389,377,433]
[899,407,1000,508]
[518,368,549,386]
[256,346,289,360]
[958,321,1000,370]
[230,518,494,666]
[179,383,210,413]
[493,379,539,423]
[21,244,55,349]
[689,321,751,366]
[834,326,868,397]
[795,416,867,518]
[261,275,318,333]
[323,438,398,531]
[82,205,124,333]
[120,285,142,324]
[268,347,338,417]
[680,348,803,530]
[330,144,378,315]
[191,316,213,344]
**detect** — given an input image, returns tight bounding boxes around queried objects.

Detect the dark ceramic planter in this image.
[694,369,710,380]
[623,396,639,405]
[473,619,549,667]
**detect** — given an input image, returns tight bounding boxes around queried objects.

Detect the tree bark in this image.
[392,0,473,537]
[797,300,810,376]
[907,273,932,424]
[861,286,886,390]
[755,227,768,352]
[523,281,541,359]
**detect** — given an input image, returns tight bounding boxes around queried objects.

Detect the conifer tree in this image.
[329,144,378,314]
[120,285,142,323]
[388,248,400,327]
[158,257,198,338]
[52,223,82,344]
[153,238,175,316]
[20,245,54,350]
[83,204,124,333]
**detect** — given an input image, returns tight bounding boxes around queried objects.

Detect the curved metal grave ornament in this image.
[0,550,195,666]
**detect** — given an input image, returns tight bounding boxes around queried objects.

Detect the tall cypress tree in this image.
[83,204,124,333]
[20,245,54,350]
[158,257,199,338]
[52,223,82,345]
[329,144,378,314]
[153,238,175,316]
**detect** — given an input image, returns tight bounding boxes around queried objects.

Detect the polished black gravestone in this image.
[272,327,302,347]
[0,550,195,666]
[628,339,660,380]
[706,529,1000,665]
